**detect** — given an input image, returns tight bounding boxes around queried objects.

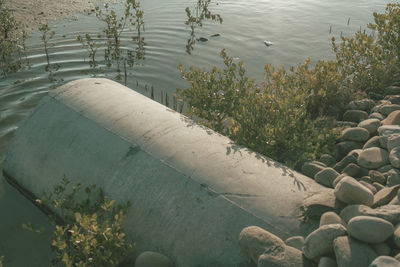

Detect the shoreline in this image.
[3,0,98,33]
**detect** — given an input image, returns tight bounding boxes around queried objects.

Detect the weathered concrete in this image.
[3,78,332,267]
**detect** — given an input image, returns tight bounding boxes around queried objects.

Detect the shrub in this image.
[37,177,133,267]
[178,50,339,167]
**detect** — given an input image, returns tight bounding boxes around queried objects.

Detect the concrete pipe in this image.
[3,78,333,266]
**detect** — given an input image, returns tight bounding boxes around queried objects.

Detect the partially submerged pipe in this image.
[3,78,332,266]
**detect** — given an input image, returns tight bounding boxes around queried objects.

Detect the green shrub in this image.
[37,177,133,267]
[178,50,339,167]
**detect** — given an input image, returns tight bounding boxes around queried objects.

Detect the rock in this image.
[393,223,400,248]
[348,149,363,158]
[369,170,387,185]
[358,119,381,135]
[320,211,344,227]
[385,95,400,105]
[396,253,400,261]
[380,136,390,149]
[315,168,340,188]
[347,216,394,243]
[340,204,400,224]
[334,176,374,206]
[238,226,285,263]
[390,147,400,168]
[343,110,369,123]
[389,195,400,205]
[360,176,373,183]
[333,236,378,267]
[335,121,358,128]
[332,173,348,188]
[369,256,400,267]
[333,142,364,161]
[334,154,358,173]
[372,242,391,256]
[364,136,382,149]
[302,161,327,179]
[386,169,400,186]
[379,125,400,140]
[358,147,389,169]
[388,135,400,152]
[318,257,337,267]
[383,110,400,126]
[369,112,385,121]
[385,86,400,96]
[372,185,400,208]
[359,181,378,195]
[285,236,305,251]
[340,127,370,142]
[373,182,385,192]
[257,245,309,267]
[320,154,337,167]
[303,224,347,260]
[348,99,375,112]
[342,163,362,177]
[374,104,400,116]
[378,164,394,173]
[135,251,174,267]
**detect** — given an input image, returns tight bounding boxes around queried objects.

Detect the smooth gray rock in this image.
[343,110,369,123]
[333,142,364,161]
[359,181,378,195]
[303,224,347,260]
[393,223,400,248]
[318,257,337,267]
[348,216,394,243]
[332,173,348,188]
[334,154,358,173]
[364,136,382,149]
[383,110,400,126]
[340,204,400,224]
[348,99,375,112]
[320,154,337,168]
[135,251,174,267]
[386,169,400,186]
[372,242,391,256]
[358,147,389,169]
[373,182,385,192]
[372,185,400,208]
[379,125,400,138]
[374,104,400,116]
[333,236,378,267]
[369,256,400,267]
[358,119,381,135]
[379,164,395,173]
[388,135,400,152]
[257,245,308,267]
[390,147,400,168]
[385,95,400,105]
[285,236,305,251]
[339,127,370,142]
[238,226,285,263]
[302,161,327,179]
[319,212,344,227]
[342,163,362,177]
[334,177,374,206]
[369,112,385,121]
[369,170,387,185]
[315,168,340,188]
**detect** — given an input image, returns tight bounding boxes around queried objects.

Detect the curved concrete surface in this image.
[3,78,333,266]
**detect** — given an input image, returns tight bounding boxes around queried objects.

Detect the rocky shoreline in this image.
[237,82,400,266]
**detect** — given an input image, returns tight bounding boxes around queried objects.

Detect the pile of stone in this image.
[238,84,400,266]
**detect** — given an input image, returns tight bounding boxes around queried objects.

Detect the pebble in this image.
[388,134,400,152]
[318,257,337,267]
[359,181,378,195]
[334,176,374,206]
[383,110,400,126]
[358,118,381,135]
[348,99,375,112]
[386,169,400,186]
[372,185,400,208]
[363,136,382,149]
[302,161,327,178]
[257,245,307,267]
[333,236,378,267]
[303,224,347,260]
[342,163,362,177]
[369,170,387,185]
[390,147,400,168]
[369,112,385,121]
[334,154,358,173]
[340,204,400,224]
[339,127,370,142]
[319,211,343,227]
[315,168,340,188]
[319,154,337,167]
[285,236,305,251]
[368,256,400,267]
[374,104,400,116]
[347,216,394,243]
[343,110,369,123]
[357,147,389,169]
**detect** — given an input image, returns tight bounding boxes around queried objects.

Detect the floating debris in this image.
[264,40,273,47]
[210,33,221,37]
[197,37,209,42]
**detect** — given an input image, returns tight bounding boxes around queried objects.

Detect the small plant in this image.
[184,0,223,54]
[39,23,62,85]
[77,33,102,73]
[0,0,28,76]
[33,177,133,267]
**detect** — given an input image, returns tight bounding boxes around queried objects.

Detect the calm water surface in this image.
[0,0,396,161]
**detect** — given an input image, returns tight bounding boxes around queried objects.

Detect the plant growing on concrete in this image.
[37,177,133,267]
[178,49,338,167]
[0,0,28,76]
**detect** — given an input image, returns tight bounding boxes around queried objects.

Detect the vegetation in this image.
[29,177,133,267]
[178,3,400,167]
[0,0,28,76]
